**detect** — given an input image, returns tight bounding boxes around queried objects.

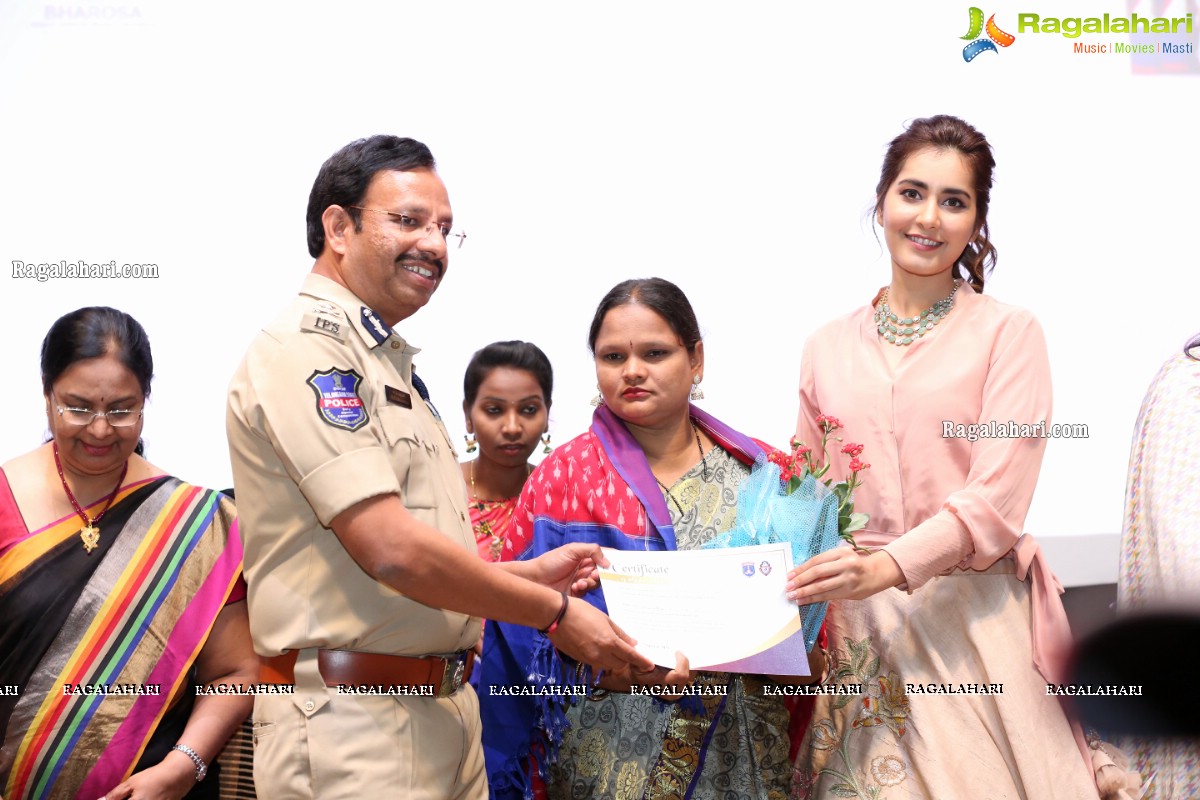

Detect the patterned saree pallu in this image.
[0,476,242,800]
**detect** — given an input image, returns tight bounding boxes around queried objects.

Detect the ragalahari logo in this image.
[961,7,1016,61]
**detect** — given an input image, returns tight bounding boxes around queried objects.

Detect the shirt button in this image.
[304,699,315,712]
[390,341,401,350]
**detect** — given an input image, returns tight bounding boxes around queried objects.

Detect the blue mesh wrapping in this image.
[701,454,841,649]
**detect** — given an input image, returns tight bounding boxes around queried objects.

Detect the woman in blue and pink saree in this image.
[477,279,818,800]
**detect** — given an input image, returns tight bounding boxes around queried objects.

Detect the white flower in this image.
[870,755,907,787]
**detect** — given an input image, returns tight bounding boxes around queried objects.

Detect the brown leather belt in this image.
[260,648,474,698]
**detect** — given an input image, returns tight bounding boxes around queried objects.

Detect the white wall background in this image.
[2,0,1197,583]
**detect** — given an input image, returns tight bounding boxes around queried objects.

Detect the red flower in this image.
[848,458,871,472]
[841,443,864,457]
[815,414,843,431]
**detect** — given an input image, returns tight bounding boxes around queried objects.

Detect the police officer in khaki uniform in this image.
[226,136,650,799]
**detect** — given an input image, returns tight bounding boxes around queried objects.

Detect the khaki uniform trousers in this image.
[252,649,486,799]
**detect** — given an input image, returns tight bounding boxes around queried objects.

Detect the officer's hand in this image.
[547,598,653,674]
[529,542,608,596]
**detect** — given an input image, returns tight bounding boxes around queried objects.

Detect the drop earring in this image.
[464,433,478,453]
[689,375,704,401]
[541,432,552,455]
[590,386,604,407]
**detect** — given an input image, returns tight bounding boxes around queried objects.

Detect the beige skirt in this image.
[792,560,1099,800]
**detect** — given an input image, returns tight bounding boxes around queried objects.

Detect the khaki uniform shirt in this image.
[227,272,480,658]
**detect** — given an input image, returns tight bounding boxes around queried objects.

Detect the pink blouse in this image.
[797,283,1072,682]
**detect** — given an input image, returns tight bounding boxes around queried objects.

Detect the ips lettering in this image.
[313,317,341,335]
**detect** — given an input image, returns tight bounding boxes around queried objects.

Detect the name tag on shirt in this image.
[385,385,413,409]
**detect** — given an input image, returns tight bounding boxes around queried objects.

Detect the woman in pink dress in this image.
[787,116,1137,799]
[460,341,553,562]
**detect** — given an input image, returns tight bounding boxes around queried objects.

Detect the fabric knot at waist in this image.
[850,528,1071,686]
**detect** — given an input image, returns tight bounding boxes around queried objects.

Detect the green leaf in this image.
[833,693,854,710]
[850,643,868,672]
[844,513,869,534]
[829,784,859,798]
[865,656,880,679]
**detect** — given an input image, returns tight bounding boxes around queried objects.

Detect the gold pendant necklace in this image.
[52,443,128,554]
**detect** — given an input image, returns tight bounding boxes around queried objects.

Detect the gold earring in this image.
[689,375,704,401]
[541,433,552,455]
[464,433,477,453]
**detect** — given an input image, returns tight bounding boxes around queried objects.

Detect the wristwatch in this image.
[171,743,208,782]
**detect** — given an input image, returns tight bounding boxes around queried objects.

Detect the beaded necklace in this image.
[52,443,127,554]
[469,460,530,561]
[653,422,708,515]
[874,280,961,346]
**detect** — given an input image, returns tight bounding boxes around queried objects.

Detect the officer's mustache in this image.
[397,252,445,279]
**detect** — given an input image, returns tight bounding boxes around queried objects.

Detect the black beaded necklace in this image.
[653,422,708,515]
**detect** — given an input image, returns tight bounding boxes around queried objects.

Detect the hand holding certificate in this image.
[597,543,811,676]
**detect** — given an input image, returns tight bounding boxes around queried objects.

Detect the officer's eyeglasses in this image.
[348,207,467,249]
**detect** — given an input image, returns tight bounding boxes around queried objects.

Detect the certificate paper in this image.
[598,543,810,676]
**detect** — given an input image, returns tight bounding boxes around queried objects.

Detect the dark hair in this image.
[874,115,997,293]
[306,136,437,258]
[587,278,702,354]
[463,341,554,407]
[41,307,154,397]
[1186,331,1200,361]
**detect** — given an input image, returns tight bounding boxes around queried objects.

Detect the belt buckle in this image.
[438,654,467,697]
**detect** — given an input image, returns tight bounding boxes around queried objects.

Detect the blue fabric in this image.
[475,405,763,798]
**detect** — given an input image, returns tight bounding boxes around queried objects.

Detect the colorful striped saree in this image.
[0,470,243,800]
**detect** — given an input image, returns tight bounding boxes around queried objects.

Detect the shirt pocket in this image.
[376,406,437,509]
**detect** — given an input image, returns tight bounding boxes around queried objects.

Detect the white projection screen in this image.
[3,0,1197,586]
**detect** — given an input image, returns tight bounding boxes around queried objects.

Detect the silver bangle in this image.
[171,743,208,782]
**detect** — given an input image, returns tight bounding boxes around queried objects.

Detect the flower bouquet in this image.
[703,415,870,649]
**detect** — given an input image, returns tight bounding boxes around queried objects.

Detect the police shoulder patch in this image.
[307,368,368,431]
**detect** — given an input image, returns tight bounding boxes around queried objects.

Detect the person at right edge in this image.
[1117,331,1200,799]
[225,135,651,800]
[786,115,1141,799]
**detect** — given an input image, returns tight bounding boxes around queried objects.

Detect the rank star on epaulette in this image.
[311,301,343,318]
[307,368,368,431]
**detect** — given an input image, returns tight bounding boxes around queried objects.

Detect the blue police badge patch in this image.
[742,562,756,578]
[307,368,368,431]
